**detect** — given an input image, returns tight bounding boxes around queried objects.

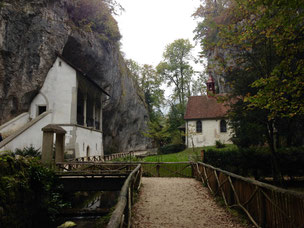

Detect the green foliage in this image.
[215,140,225,148]
[15,146,40,158]
[167,103,185,133]
[0,154,67,228]
[143,120,170,148]
[194,0,304,182]
[205,147,304,179]
[158,144,186,155]
[67,0,121,43]
[143,145,236,162]
[194,0,304,119]
[157,39,194,107]
[126,59,165,122]
[111,155,143,162]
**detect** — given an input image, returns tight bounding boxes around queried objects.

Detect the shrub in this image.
[204,147,241,174]
[204,146,304,179]
[158,144,186,155]
[67,0,121,43]
[15,146,40,158]
[215,140,226,148]
[277,147,304,178]
[0,154,68,227]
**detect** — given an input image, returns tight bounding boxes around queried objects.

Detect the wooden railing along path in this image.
[56,162,136,176]
[107,164,142,228]
[55,161,304,228]
[194,162,304,228]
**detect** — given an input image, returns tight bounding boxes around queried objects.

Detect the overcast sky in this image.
[115,0,203,69]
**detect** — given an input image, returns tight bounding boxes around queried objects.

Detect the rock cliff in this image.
[0,0,150,152]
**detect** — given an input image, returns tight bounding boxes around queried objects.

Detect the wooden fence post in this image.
[191,163,194,178]
[257,188,266,227]
[156,164,160,177]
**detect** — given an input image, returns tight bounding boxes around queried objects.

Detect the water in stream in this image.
[57,191,119,228]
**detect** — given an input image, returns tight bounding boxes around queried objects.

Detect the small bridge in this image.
[55,161,304,228]
[56,163,138,192]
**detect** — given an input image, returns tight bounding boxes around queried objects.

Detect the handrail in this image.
[197,162,304,197]
[72,151,135,162]
[0,112,29,131]
[107,164,142,228]
[0,111,51,149]
[194,162,304,228]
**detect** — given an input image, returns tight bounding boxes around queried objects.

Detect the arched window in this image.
[86,146,90,158]
[196,120,202,133]
[220,120,227,132]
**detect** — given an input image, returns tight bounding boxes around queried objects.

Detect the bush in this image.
[0,154,68,228]
[158,144,186,155]
[277,147,304,178]
[67,0,121,43]
[215,140,226,148]
[15,146,40,158]
[204,147,304,179]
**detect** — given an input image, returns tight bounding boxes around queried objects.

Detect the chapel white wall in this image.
[63,125,103,158]
[1,57,104,157]
[186,119,232,148]
[29,57,77,124]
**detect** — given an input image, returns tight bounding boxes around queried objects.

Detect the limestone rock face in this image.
[206,48,232,94]
[0,0,150,152]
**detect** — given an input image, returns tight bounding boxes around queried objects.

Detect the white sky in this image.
[115,0,203,69]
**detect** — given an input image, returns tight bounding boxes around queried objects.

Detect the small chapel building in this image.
[0,55,109,158]
[184,76,233,148]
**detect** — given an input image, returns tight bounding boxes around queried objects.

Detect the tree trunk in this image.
[267,120,284,186]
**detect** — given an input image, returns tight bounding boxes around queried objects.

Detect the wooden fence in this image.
[55,162,136,176]
[107,164,142,228]
[103,162,194,178]
[55,162,193,178]
[194,162,304,228]
[73,152,135,162]
[71,151,134,162]
[140,162,194,178]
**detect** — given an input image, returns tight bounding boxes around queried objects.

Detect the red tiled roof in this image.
[184,95,229,120]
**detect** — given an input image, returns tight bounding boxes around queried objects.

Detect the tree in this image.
[194,0,304,183]
[67,0,121,42]
[143,120,170,148]
[157,39,194,109]
[126,59,164,122]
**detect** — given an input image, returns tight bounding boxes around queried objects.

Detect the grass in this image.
[109,144,236,177]
[143,144,237,162]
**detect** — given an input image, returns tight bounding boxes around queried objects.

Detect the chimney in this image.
[206,76,215,97]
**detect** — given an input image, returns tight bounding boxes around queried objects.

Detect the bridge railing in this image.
[73,151,135,162]
[194,162,304,228]
[55,162,137,175]
[107,164,142,228]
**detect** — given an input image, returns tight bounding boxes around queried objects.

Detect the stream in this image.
[57,191,120,228]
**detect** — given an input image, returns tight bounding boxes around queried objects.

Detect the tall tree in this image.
[194,0,304,183]
[157,39,194,109]
[126,59,164,122]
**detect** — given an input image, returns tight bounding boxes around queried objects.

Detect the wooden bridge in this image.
[55,161,304,228]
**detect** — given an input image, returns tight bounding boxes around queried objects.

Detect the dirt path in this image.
[132,177,249,228]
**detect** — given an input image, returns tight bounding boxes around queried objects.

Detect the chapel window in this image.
[38,105,46,115]
[220,120,227,132]
[196,120,202,133]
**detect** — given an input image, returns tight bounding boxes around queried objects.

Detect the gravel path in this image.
[132,177,249,228]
